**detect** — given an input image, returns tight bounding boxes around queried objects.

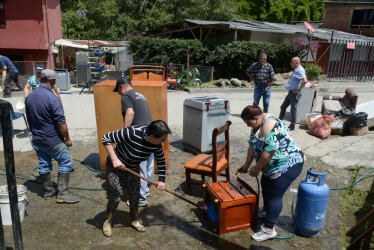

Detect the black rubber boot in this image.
[3,87,11,98]
[56,172,80,204]
[263,108,268,113]
[39,173,56,200]
[102,208,113,237]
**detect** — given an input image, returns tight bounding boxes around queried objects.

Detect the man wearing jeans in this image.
[0,55,23,98]
[246,53,275,113]
[25,69,79,204]
[113,77,154,207]
[279,57,308,130]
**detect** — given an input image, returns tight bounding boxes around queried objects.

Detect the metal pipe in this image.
[0,100,24,250]
[326,31,334,80]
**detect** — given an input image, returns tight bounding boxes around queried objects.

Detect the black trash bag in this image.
[347,112,368,127]
[336,107,356,117]
[324,107,355,117]
[324,110,339,116]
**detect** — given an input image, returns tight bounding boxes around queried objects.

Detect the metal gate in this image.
[327,39,374,81]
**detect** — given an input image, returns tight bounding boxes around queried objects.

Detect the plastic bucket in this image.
[16,98,25,113]
[0,185,28,225]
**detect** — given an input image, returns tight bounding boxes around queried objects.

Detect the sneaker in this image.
[252,226,277,241]
[289,125,295,131]
[126,200,148,207]
[145,192,150,198]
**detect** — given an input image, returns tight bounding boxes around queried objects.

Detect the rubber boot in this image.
[102,208,113,237]
[56,172,80,204]
[39,173,56,200]
[263,108,268,113]
[3,87,11,98]
[130,206,145,232]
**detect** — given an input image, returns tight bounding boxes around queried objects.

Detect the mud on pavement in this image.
[0,125,355,250]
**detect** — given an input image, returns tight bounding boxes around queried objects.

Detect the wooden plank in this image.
[218,182,243,201]
[229,179,253,198]
[208,182,233,203]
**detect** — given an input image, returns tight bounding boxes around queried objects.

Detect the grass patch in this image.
[339,166,374,249]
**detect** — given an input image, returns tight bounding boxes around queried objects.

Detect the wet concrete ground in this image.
[1,81,373,249]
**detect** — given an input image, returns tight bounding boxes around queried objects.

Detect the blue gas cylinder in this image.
[295,167,330,237]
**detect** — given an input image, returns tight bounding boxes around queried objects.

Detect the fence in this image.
[327,39,374,81]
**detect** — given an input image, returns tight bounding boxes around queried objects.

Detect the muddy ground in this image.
[0,124,358,250]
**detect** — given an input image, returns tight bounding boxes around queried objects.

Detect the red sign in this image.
[304,21,316,32]
[347,42,356,50]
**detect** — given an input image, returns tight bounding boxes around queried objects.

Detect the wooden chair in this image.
[184,121,232,195]
[346,208,374,249]
[166,66,178,90]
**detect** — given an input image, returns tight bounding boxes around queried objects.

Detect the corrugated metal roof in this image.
[322,0,374,3]
[182,19,374,42]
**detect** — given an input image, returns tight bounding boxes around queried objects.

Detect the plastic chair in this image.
[184,121,232,195]
[0,105,30,138]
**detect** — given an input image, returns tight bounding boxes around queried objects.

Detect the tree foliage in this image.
[61,0,324,40]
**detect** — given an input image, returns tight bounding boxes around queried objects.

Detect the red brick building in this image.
[0,0,62,73]
[321,0,374,37]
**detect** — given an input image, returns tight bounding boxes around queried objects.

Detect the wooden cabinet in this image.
[203,177,258,234]
[93,80,168,171]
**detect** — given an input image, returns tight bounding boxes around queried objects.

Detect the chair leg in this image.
[186,169,192,195]
[226,168,230,181]
[22,115,30,132]
[212,175,217,182]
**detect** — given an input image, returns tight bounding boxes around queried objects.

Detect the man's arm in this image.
[292,77,308,94]
[245,71,254,81]
[24,82,31,98]
[123,108,134,127]
[57,123,72,147]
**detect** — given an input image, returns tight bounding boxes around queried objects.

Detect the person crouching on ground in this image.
[101,120,171,236]
[236,105,305,241]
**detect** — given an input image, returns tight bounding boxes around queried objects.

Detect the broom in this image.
[122,167,206,211]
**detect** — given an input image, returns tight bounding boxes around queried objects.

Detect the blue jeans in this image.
[261,163,303,229]
[139,154,154,204]
[32,141,74,174]
[254,85,271,110]
[279,91,302,127]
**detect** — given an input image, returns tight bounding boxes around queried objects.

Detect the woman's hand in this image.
[249,166,261,177]
[113,159,126,170]
[235,165,249,175]
[156,182,165,190]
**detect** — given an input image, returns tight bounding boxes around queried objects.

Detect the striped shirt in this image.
[246,62,275,88]
[102,126,166,182]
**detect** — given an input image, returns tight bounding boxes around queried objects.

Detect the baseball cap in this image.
[113,77,131,92]
[35,64,45,73]
[40,69,56,81]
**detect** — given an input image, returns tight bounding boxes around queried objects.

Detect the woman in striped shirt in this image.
[102,120,171,236]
